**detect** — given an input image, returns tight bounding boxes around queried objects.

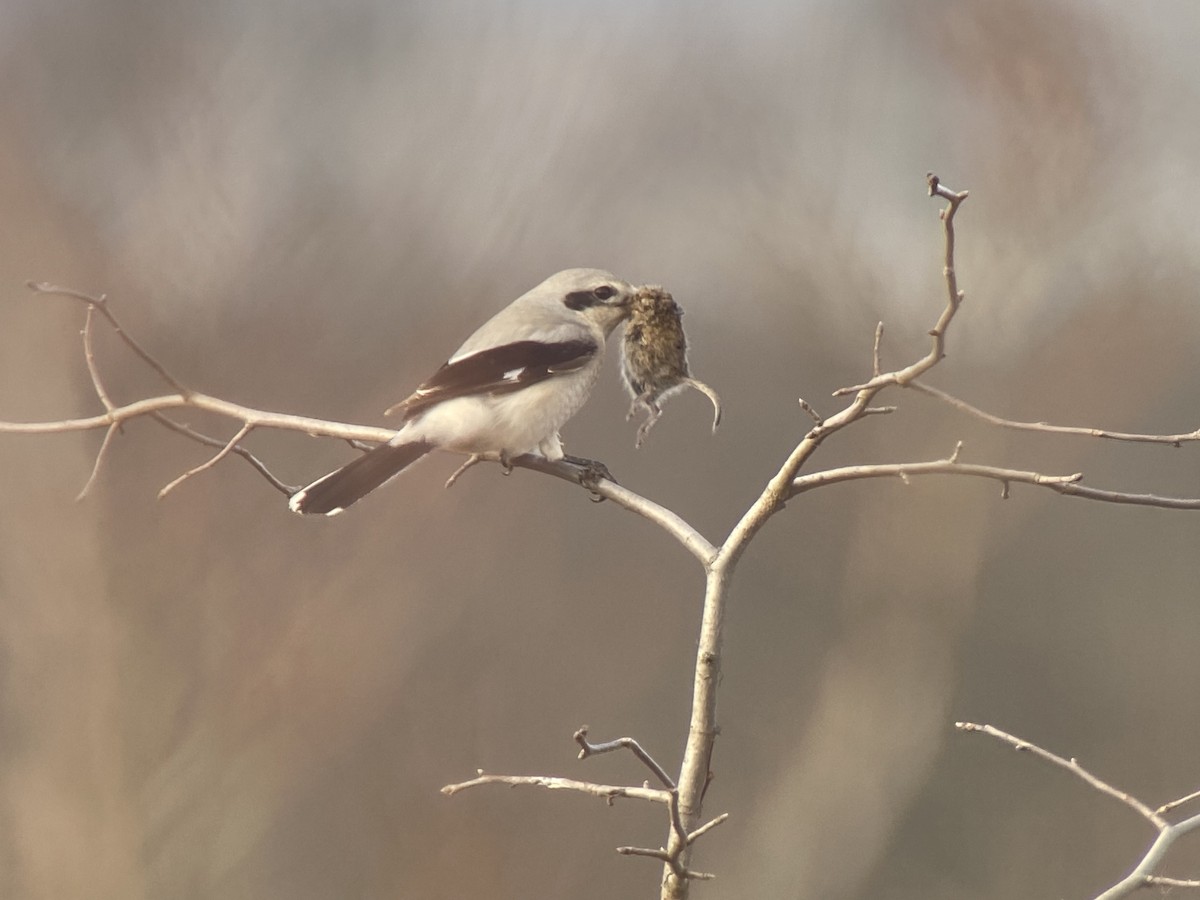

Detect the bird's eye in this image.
[593,285,616,301]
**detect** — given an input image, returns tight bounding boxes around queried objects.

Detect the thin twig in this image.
[1051,483,1200,510]
[686,813,729,844]
[787,459,1200,511]
[790,459,1082,498]
[439,773,669,805]
[75,422,119,501]
[81,305,120,421]
[575,726,676,789]
[831,176,967,398]
[1145,876,1200,889]
[910,381,1200,446]
[955,722,1165,826]
[28,281,191,396]
[1158,789,1200,816]
[152,413,295,495]
[157,423,253,500]
[615,847,716,881]
[618,846,672,863]
[872,321,884,376]
[0,392,385,438]
[73,306,126,499]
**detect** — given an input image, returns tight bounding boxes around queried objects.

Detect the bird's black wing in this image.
[388,338,598,419]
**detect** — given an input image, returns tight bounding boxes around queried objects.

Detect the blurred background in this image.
[2,1,1200,897]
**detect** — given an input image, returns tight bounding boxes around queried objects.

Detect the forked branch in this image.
[959,723,1200,900]
[442,728,728,885]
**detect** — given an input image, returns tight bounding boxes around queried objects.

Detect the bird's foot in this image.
[562,454,616,501]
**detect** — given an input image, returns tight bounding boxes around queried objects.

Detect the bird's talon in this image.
[562,455,616,493]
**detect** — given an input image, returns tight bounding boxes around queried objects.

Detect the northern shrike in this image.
[621,286,722,449]
[289,268,636,516]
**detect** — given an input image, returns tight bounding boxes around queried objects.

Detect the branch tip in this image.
[574,727,675,790]
[957,721,1165,827]
[687,812,730,844]
[1157,789,1200,816]
[157,423,253,500]
[798,398,823,426]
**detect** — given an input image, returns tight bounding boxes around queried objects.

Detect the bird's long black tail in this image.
[288,440,434,516]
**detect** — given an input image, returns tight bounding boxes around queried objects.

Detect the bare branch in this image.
[157,423,254,500]
[511,455,718,565]
[151,413,296,495]
[0,391,395,440]
[617,846,673,862]
[790,459,1083,499]
[910,381,1200,446]
[574,726,676,789]
[872,321,884,376]
[28,281,190,396]
[0,392,717,562]
[616,846,716,882]
[1158,789,1200,816]
[75,422,119,501]
[927,174,970,351]
[830,176,967,398]
[798,398,823,426]
[787,458,1200,511]
[440,773,670,805]
[648,177,977,898]
[667,789,689,852]
[956,722,1165,826]
[956,723,1200,899]
[1051,483,1200,511]
[1093,813,1200,900]
[1145,876,1200,889]
[686,812,729,844]
[722,176,971,571]
[81,305,119,420]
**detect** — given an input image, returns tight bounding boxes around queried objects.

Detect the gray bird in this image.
[290,268,636,515]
